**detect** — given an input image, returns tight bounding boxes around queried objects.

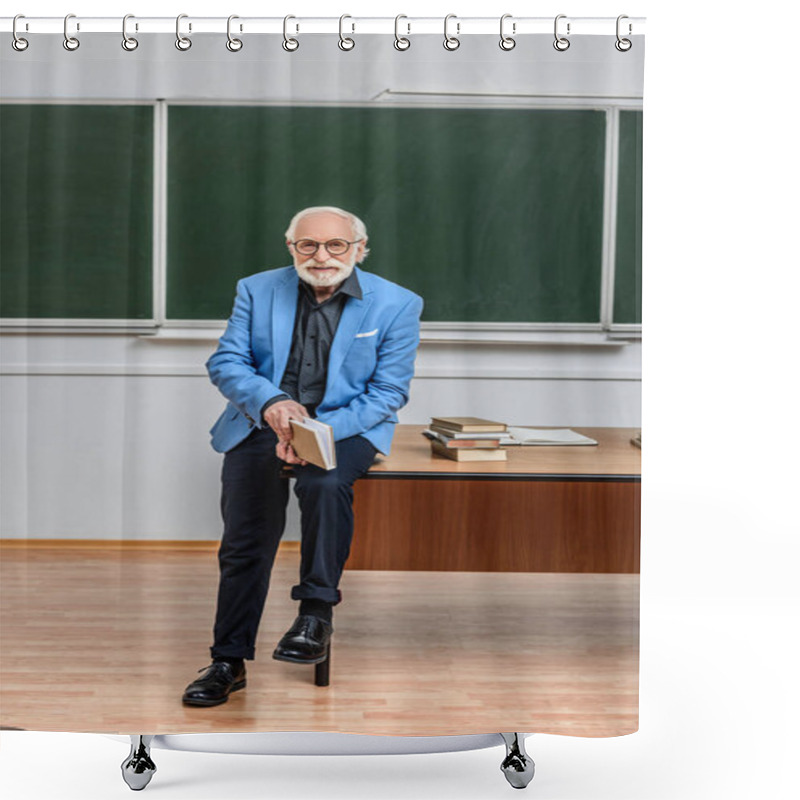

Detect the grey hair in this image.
[284,206,370,261]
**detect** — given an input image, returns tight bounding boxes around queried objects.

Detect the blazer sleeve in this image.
[205,279,285,425]
[316,292,423,441]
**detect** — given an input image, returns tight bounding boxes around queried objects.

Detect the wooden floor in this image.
[0,545,638,737]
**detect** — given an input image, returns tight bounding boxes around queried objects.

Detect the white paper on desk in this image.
[500,427,598,446]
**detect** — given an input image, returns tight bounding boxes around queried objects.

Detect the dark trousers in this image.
[210,426,377,661]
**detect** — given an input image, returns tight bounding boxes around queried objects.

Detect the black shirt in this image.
[263,270,363,417]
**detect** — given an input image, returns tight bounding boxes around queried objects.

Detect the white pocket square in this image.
[355,328,378,338]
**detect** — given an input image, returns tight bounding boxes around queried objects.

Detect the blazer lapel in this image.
[271,268,299,386]
[325,274,374,395]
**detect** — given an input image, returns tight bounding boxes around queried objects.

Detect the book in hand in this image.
[288,417,337,470]
[429,416,508,433]
[422,429,502,449]
[430,439,507,462]
[499,427,598,446]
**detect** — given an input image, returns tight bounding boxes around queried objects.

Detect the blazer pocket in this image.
[355,328,378,338]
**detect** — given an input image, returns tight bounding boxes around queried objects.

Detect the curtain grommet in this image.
[226,15,243,52]
[394,15,410,51]
[63,14,80,51]
[283,15,299,52]
[12,14,29,51]
[615,15,632,51]
[443,14,460,51]
[499,14,516,51]
[553,14,570,51]
[338,15,355,51]
[175,14,192,51]
[121,14,139,51]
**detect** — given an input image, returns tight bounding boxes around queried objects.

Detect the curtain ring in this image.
[63,13,80,51]
[122,14,138,51]
[226,15,243,51]
[615,15,632,52]
[443,14,460,51]
[394,15,410,51]
[499,14,516,51]
[12,14,29,52]
[175,14,192,51]
[339,14,355,51]
[283,15,299,52]
[553,14,570,51]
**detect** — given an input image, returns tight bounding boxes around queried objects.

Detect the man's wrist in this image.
[261,394,292,418]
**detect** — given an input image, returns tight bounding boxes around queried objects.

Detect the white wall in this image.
[0,331,639,539]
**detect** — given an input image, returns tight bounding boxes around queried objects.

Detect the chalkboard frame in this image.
[0,99,159,330]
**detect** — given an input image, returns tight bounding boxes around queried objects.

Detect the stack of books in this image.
[423,416,508,462]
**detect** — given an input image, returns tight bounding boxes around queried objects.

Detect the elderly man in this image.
[183,206,423,706]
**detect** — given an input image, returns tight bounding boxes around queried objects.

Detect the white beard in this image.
[294,257,355,288]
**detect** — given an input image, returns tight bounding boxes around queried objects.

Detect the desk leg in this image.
[500,733,535,789]
[314,642,331,686]
[121,735,156,791]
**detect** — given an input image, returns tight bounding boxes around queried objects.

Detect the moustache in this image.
[301,258,346,269]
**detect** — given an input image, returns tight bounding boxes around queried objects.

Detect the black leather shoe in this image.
[272,615,333,664]
[182,661,246,707]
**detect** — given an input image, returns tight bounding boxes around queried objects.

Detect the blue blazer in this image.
[207,265,423,456]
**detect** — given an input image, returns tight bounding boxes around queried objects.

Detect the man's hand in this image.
[263,399,309,441]
[276,440,307,466]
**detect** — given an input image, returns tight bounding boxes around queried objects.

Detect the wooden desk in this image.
[349,426,640,574]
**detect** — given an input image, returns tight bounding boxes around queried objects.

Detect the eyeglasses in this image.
[290,238,363,256]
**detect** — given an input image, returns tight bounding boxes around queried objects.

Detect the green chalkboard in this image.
[614,110,643,325]
[167,106,607,322]
[0,103,643,326]
[0,104,154,319]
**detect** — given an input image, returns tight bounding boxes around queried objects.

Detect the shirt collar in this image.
[338,268,363,300]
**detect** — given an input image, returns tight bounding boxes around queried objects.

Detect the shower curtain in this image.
[0,12,643,763]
